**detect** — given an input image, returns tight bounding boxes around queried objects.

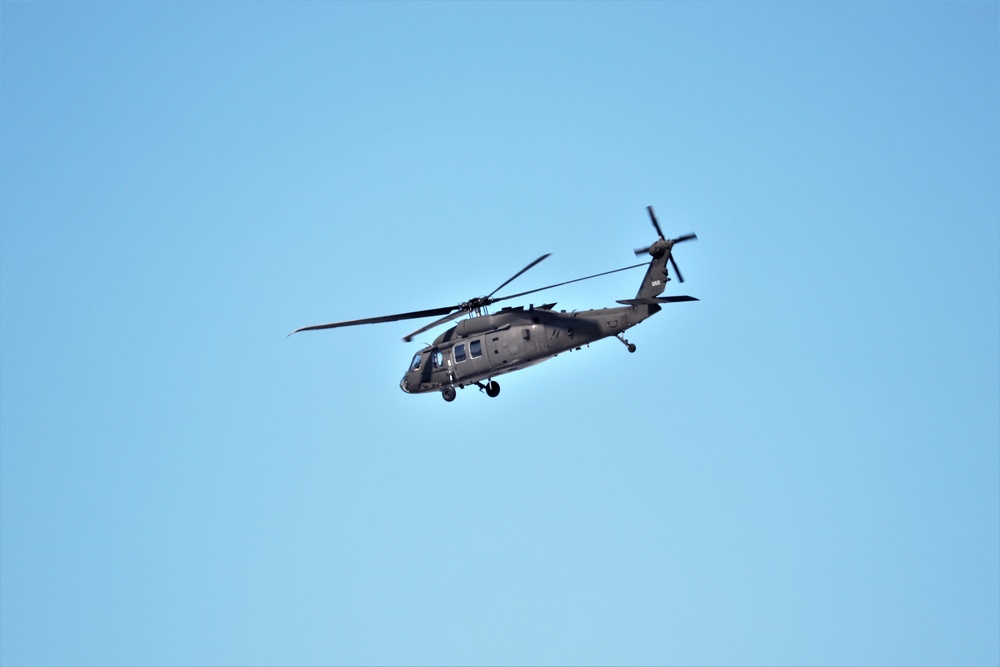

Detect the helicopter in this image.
[290,206,698,401]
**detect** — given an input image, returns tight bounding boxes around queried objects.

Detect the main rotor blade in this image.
[493,262,649,303]
[486,253,551,299]
[402,308,470,343]
[647,205,665,239]
[668,254,685,283]
[289,305,456,336]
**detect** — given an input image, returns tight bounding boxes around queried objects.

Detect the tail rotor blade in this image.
[647,205,665,239]
[634,245,652,257]
[669,254,685,283]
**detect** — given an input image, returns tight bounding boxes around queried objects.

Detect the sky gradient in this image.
[2,2,998,665]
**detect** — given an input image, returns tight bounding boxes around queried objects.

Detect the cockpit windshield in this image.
[408,353,422,372]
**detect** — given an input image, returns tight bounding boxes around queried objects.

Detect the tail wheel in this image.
[485,381,500,398]
[442,386,457,402]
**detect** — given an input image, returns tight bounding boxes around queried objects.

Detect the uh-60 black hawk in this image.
[291,206,698,401]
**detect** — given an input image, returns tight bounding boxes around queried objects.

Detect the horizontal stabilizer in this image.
[617,296,699,306]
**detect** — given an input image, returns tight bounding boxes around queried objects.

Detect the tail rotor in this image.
[633,205,697,283]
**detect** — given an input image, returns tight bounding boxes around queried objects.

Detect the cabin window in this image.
[408,354,421,372]
[454,344,467,363]
[470,340,483,358]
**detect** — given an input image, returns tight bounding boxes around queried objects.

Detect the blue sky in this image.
[1,2,997,665]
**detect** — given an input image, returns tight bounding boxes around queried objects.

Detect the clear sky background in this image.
[1,3,998,666]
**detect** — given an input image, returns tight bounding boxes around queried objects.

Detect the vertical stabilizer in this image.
[633,205,697,300]
[635,245,671,299]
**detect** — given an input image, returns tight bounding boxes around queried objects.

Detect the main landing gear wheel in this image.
[627,343,637,353]
[442,386,456,402]
[485,381,500,398]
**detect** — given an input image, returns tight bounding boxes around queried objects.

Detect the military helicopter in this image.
[291,206,698,401]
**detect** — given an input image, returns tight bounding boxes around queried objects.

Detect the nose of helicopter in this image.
[400,376,411,393]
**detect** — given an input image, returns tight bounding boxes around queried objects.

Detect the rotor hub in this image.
[647,239,672,257]
[462,296,492,312]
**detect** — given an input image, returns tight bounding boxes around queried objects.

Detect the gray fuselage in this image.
[399,302,659,394]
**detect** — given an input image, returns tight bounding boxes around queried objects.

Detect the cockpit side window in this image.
[454,344,467,363]
[432,351,442,368]
[409,354,421,372]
